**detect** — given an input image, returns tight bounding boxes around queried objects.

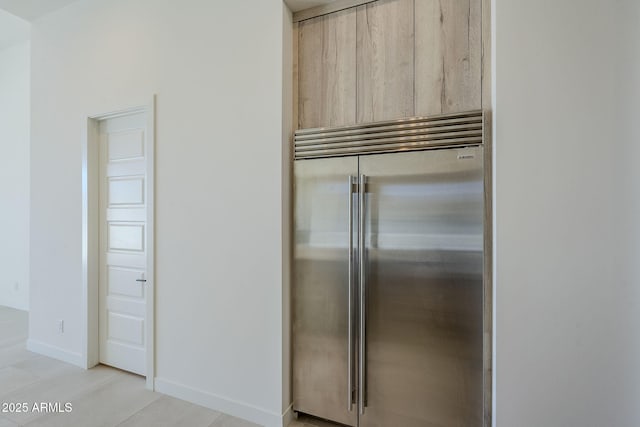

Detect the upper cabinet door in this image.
[356,0,414,123]
[298,9,357,129]
[297,0,484,130]
[415,0,482,115]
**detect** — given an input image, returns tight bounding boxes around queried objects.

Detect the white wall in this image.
[615,3,640,423]
[0,40,30,311]
[29,1,289,425]
[494,1,640,425]
[0,9,30,49]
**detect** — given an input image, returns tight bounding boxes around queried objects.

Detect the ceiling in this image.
[285,0,338,13]
[0,0,81,21]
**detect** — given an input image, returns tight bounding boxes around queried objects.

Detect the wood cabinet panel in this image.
[356,0,414,123]
[415,0,481,115]
[298,9,357,129]
[482,0,491,110]
[297,0,485,128]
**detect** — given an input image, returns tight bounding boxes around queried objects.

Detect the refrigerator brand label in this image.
[457,154,475,160]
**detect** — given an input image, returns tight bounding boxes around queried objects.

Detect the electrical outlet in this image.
[13,282,19,291]
[58,320,64,334]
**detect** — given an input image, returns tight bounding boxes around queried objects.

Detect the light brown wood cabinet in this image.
[415,0,481,115]
[356,0,414,122]
[298,9,356,129]
[297,0,484,129]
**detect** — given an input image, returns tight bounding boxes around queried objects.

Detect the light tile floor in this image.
[0,306,261,427]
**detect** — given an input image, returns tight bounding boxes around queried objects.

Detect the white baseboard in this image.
[26,339,84,367]
[155,377,290,427]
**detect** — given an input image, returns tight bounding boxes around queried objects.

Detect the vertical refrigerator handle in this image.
[347,176,355,412]
[358,174,366,415]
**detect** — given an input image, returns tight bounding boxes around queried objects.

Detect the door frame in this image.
[81,96,156,390]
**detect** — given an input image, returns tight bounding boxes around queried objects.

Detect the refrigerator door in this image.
[359,147,484,427]
[293,157,359,427]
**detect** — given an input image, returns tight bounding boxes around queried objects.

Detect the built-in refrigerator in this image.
[293,111,487,427]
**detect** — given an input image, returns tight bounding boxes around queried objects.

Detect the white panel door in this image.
[99,112,148,376]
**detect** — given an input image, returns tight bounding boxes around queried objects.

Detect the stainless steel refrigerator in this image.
[293,111,487,427]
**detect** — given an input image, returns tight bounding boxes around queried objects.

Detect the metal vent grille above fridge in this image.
[294,110,485,160]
